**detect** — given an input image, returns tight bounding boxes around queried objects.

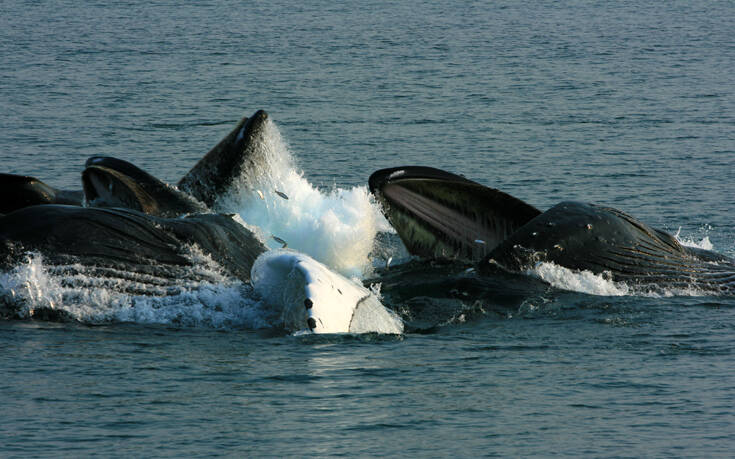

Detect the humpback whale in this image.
[369,166,735,293]
[83,156,208,217]
[178,110,271,209]
[0,173,83,214]
[0,110,274,316]
[0,110,400,334]
[82,110,273,216]
[0,203,393,333]
[0,204,266,285]
[251,250,403,334]
[2,109,273,218]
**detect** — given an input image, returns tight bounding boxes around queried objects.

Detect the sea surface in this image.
[2,0,735,457]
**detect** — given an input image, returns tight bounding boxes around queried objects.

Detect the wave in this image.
[674,226,714,251]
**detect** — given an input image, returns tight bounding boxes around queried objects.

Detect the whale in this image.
[2,109,273,219]
[0,203,399,333]
[0,110,402,334]
[251,250,403,334]
[0,110,274,317]
[82,110,274,216]
[0,173,83,215]
[0,204,400,334]
[0,203,271,323]
[0,204,266,283]
[178,110,271,209]
[369,166,735,293]
[83,156,208,217]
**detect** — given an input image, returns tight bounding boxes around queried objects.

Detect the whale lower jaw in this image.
[369,166,541,262]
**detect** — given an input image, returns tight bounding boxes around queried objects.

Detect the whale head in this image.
[177,110,271,209]
[369,166,541,262]
[82,157,206,217]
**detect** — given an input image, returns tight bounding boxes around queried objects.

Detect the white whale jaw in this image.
[251,249,403,335]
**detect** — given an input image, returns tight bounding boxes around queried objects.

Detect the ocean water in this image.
[2,0,735,456]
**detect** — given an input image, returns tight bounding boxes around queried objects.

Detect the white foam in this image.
[529,262,630,296]
[529,261,728,298]
[213,118,390,279]
[0,252,276,329]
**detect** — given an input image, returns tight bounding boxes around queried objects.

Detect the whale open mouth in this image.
[82,165,157,214]
[369,166,541,262]
[82,156,208,218]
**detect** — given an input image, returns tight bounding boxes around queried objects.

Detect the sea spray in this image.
[214,117,390,278]
[529,261,727,298]
[674,226,714,251]
[0,252,276,328]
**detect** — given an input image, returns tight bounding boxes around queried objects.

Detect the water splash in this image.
[529,262,630,296]
[0,252,276,329]
[529,261,727,298]
[0,117,398,330]
[674,226,714,251]
[214,118,390,278]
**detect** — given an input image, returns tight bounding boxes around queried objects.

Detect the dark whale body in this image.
[0,204,266,320]
[0,205,266,283]
[0,173,83,214]
[83,156,208,217]
[370,166,735,294]
[178,110,271,209]
[83,109,273,215]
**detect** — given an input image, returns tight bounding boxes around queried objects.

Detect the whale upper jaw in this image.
[369,166,541,263]
[177,110,271,209]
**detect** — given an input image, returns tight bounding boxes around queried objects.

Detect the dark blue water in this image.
[2,1,735,456]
